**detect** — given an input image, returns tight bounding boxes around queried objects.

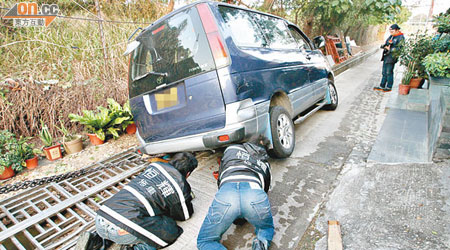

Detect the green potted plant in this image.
[107,99,136,134]
[57,121,84,154]
[69,107,112,145]
[423,52,450,86]
[18,137,41,169]
[399,32,434,88]
[69,98,133,145]
[40,121,62,161]
[399,61,415,95]
[0,130,27,179]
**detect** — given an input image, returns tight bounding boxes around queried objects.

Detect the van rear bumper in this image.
[137,99,268,154]
[137,124,249,154]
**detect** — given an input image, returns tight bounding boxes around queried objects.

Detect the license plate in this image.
[155,87,179,110]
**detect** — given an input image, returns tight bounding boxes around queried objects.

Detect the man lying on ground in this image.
[76,152,198,250]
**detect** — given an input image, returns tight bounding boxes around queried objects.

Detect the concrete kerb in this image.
[368,78,449,164]
[332,47,379,76]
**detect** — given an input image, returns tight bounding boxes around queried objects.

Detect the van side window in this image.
[218,6,266,48]
[253,15,297,50]
[288,26,311,51]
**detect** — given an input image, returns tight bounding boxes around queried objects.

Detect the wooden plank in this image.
[328,220,343,250]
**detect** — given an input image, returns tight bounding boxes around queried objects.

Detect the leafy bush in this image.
[0,130,34,173]
[399,32,434,78]
[433,10,450,34]
[107,99,134,132]
[423,52,450,78]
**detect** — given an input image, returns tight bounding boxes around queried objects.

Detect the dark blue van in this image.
[125,1,338,158]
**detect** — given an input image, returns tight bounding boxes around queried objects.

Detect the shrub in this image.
[0,130,33,173]
[423,52,450,78]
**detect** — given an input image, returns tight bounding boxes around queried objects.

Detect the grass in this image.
[0,1,170,138]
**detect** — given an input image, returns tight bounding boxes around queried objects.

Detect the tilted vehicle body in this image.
[126,1,338,158]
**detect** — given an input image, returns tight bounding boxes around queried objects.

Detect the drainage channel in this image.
[0,149,148,250]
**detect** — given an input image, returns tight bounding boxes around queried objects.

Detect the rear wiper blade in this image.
[133,71,168,81]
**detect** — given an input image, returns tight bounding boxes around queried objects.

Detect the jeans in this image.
[380,62,395,89]
[197,182,274,250]
[95,215,156,250]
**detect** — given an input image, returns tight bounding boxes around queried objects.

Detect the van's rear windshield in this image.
[129,7,215,98]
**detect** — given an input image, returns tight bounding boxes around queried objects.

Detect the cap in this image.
[390,24,401,30]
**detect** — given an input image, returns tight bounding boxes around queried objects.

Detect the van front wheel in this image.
[323,81,338,110]
[268,106,295,158]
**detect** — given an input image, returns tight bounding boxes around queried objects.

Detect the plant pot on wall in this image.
[43,143,62,161]
[0,166,15,180]
[63,136,83,154]
[25,156,39,169]
[87,134,104,145]
[399,84,411,95]
[409,77,422,88]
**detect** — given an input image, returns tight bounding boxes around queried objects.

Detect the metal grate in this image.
[0,149,148,250]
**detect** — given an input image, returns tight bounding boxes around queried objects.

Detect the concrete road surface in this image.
[169,52,450,250]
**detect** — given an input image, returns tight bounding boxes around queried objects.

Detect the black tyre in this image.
[268,106,295,158]
[323,81,338,110]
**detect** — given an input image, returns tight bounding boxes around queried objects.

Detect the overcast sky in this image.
[403,0,449,15]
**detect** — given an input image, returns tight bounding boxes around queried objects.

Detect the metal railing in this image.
[0,149,148,249]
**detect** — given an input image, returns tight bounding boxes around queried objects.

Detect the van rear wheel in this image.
[268,106,295,158]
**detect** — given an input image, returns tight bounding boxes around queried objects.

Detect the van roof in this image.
[136,1,289,41]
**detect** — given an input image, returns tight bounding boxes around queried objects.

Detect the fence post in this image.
[95,0,108,74]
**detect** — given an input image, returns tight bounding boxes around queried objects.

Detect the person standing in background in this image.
[374,24,405,92]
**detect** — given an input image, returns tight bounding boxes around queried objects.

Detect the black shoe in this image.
[383,88,392,92]
[252,238,268,250]
[233,218,247,226]
[75,232,104,250]
[373,86,383,91]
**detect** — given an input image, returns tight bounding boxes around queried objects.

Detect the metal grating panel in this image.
[0,149,148,249]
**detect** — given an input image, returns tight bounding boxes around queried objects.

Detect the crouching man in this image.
[76,152,198,250]
[197,140,274,250]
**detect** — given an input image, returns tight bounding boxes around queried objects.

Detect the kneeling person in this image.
[197,141,274,250]
[77,152,197,250]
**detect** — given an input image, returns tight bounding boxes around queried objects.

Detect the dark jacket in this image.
[218,143,271,192]
[97,162,194,249]
[381,33,405,64]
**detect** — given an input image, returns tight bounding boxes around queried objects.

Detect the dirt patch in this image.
[0,134,139,201]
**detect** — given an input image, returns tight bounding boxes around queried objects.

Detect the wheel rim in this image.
[329,84,337,104]
[276,113,293,149]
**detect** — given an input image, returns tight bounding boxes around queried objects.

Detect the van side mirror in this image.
[313,36,326,49]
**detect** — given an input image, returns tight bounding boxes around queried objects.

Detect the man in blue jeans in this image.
[75,152,197,250]
[374,24,405,92]
[197,140,274,250]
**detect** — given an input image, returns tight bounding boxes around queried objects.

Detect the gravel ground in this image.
[0,134,139,201]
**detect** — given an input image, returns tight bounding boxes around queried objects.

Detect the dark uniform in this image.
[197,142,273,250]
[96,162,194,249]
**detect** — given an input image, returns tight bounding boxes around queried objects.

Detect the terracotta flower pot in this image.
[126,123,137,135]
[25,156,39,169]
[409,77,422,89]
[87,133,104,145]
[63,136,83,154]
[398,84,410,95]
[0,166,15,180]
[43,143,63,161]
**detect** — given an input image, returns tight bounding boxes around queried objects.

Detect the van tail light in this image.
[196,3,229,68]
[218,135,230,142]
